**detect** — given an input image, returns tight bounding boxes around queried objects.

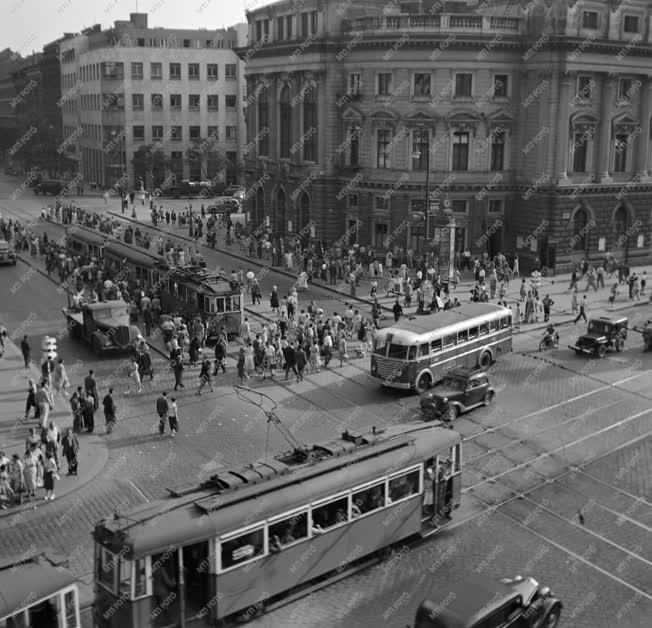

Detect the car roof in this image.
[443,367,486,379]
[593,316,627,324]
[84,300,128,311]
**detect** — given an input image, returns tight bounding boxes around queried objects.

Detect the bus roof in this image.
[95,424,460,558]
[377,303,510,345]
[0,553,76,619]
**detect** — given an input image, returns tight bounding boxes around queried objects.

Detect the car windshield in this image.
[440,376,466,390]
[387,343,408,359]
[587,322,607,335]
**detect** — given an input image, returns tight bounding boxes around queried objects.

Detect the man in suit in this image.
[84,369,99,410]
[283,341,298,381]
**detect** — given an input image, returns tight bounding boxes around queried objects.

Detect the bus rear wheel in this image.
[414,373,432,395]
[479,351,492,369]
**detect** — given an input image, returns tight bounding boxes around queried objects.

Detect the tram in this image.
[0,551,81,627]
[93,393,462,627]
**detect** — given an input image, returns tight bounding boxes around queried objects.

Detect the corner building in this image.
[240,0,652,272]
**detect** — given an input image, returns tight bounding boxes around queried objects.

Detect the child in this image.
[168,397,179,436]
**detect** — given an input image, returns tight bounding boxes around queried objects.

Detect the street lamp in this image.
[412,127,434,263]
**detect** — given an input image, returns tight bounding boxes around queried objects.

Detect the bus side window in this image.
[430,339,442,352]
[419,343,429,357]
[479,323,489,335]
[500,315,511,328]
[489,320,499,332]
[468,327,479,339]
[443,334,456,348]
[457,330,468,343]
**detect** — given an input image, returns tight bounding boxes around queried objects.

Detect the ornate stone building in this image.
[239,0,652,272]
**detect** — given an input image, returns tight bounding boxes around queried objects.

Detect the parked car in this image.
[225,184,245,200]
[0,240,17,265]
[420,367,494,422]
[34,180,64,195]
[414,574,562,628]
[569,316,628,358]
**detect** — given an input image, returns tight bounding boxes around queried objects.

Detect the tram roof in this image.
[377,303,510,344]
[66,225,106,246]
[0,553,76,619]
[96,424,460,558]
[104,240,161,267]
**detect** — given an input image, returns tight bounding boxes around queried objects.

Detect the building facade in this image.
[239,0,652,272]
[58,13,247,190]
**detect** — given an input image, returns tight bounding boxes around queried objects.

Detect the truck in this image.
[63,299,141,356]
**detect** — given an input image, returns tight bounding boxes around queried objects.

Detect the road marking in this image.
[128,480,150,503]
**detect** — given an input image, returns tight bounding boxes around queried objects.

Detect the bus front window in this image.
[373,336,387,356]
[387,344,408,360]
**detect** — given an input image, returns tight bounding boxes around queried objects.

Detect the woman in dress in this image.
[22,443,42,500]
[8,454,24,505]
[297,271,308,291]
[309,340,321,374]
[0,465,14,509]
[42,451,57,501]
[270,286,280,315]
[337,329,348,367]
[243,340,256,377]
[237,347,247,383]
[52,358,70,398]
[24,379,39,422]
[125,358,142,395]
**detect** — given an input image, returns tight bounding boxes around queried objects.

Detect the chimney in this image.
[130,13,148,28]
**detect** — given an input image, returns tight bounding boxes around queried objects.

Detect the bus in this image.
[371,303,512,394]
[0,551,81,628]
[92,423,462,627]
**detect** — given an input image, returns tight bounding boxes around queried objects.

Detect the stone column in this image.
[597,73,618,182]
[556,72,572,181]
[636,77,652,179]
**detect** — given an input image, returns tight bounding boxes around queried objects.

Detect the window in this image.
[170,94,181,110]
[255,19,270,42]
[226,126,237,140]
[132,93,144,111]
[452,131,469,171]
[388,468,420,503]
[133,558,148,598]
[493,74,508,98]
[103,92,124,110]
[490,131,504,171]
[189,125,201,139]
[352,482,387,517]
[310,10,318,34]
[132,125,145,141]
[443,334,456,347]
[102,61,123,79]
[577,76,592,99]
[430,339,442,352]
[258,88,269,155]
[118,558,131,596]
[97,547,116,591]
[374,223,389,248]
[349,126,360,166]
[582,11,599,29]
[65,589,79,627]
[312,495,349,531]
[377,129,392,168]
[183,39,191,48]
[131,62,143,80]
[376,195,389,210]
[412,129,429,170]
[225,94,237,109]
[152,125,163,140]
[188,63,200,80]
[169,62,181,80]
[150,62,162,79]
[189,94,200,111]
[348,73,361,95]
[171,126,182,141]
[500,315,511,328]
[269,510,309,547]
[414,73,431,97]
[207,125,218,140]
[489,319,499,331]
[572,132,589,173]
[280,86,291,157]
[137,37,145,47]
[377,72,392,96]
[151,93,163,111]
[488,199,503,214]
[458,329,468,343]
[624,15,639,33]
[619,78,633,101]
[221,526,265,570]
[347,193,359,207]
[301,12,309,36]
[451,200,467,214]
[480,322,489,334]
[614,134,628,172]
[286,15,293,39]
[454,73,472,98]
[303,86,318,161]
[468,326,479,339]
[225,63,237,79]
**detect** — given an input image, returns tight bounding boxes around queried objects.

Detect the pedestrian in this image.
[22,443,42,500]
[641,271,647,296]
[41,356,55,388]
[52,358,70,398]
[103,388,117,433]
[70,387,83,432]
[237,347,247,383]
[213,336,227,374]
[270,286,280,315]
[61,428,79,475]
[283,341,298,380]
[197,357,214,395]
[338,331,348,367]
[571,288,578,315]
[244,340,255,376]
[575,296,588,324]
[42,450,58,501]
[534,296,543,322]
[294,343,307,382]
[168,397,179,436]
[84,370,99,410]
[36,381,53,429]
[309,340,321,373]
[322,331,333,367]
[608,283,618,309]
[20,335,31,368]
[125,358,142,395]
[542,295,554,322]
[82,391,95,433]
[392,298,403,323]
[8,454,24,505]
[173,355,184,390]
[24,378,39,422]
[240,317,251,343]
[0,465,14,509]
[44,421,61,468]
[0,328,5,359]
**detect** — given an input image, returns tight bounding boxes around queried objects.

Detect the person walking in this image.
[103,388,117,433]
[213,336,227,374]
[24,379,39,422]
[8,454,24,505]
[41,356,55,389]
[197,357,214,395]
[641,271,647,296]
[571,287,579,315]
[608,282,619,309]
[337,330,348,367]
[36,381,53,429]
[294,343,307,382]
[309,340,321,374]
[83,391,95,433]
[173,354,184,391]
[283,341,298,380]
[168,397,179,436]
[392,298,403,323]
[156,392,169,435]
[575,295,588,324]
[541,295,554,322]
[61,428,79,476]
[20,335,31,368]
[52,358,70,398]
[84,370,99,410]
[42,451,58,501]
[270,286,280,315]
[0,465,14,509]
[125,358,142,395]
[22,443,42,500]
[44,421,61,468]
[322,331,333,367]
[237,347,247,383]
[243,340,255,377]
[70,388,83,432]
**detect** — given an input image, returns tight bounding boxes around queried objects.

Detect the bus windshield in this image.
[373,335,388,355]
[387,343,408,359]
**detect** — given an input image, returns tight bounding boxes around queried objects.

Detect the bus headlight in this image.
[371,363,377,374]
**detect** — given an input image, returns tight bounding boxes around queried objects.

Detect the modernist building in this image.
[58,13,247,190]
[0,48,21,157]
[239,0,652,272]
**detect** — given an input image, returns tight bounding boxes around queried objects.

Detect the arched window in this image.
[279,86,291,158]
[613,205,628,244]
[572,207,589,251]
[256,188,265,226]
[257,87,269,156]
[299,192,310,231]
[276,187,287,233]
[302,84,317,162]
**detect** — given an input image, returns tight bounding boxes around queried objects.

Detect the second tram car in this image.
[93,423,462,627]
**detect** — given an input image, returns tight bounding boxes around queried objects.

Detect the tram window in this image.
[312,496,349,531]
[352,482,386,517]
[97,546,116,591]
[430,339,442,353]
[388,469,420,503]
[133,559,148,598]
[224,297,232,312]
[468,327,479,339]
[64,590,79,627]
[269,511,308,548]
[208,298,217,314]
[443,334,456,348]
[457,330,468,343]
[233,294,242,311]
[500,315,511,328]
[118,558,131,596]
[489,320,499,331]
[216,298,225,313]
[221,527,265,570]
[479,322,489,335]
[2,612,27,627]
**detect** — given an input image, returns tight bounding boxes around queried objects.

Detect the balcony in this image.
[342,14,524,36]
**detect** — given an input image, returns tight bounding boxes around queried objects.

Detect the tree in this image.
[185,137,227,183]
[132,144,170,189]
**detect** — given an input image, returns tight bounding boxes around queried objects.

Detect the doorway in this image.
[151,549,181,628]
[183,541,214,626]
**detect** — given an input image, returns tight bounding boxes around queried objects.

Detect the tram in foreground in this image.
[0,551,81,627]
[93,389,462,627]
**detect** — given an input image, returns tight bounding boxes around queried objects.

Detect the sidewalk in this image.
[0,334,108,520]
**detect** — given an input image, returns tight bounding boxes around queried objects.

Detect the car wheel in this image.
[444,404,458,422]
[596,344,607,358]
[479,351,492,369]
[415,372,432,395]
[483,391,494,406]
[615,337,624,352]
[543,607,561,628]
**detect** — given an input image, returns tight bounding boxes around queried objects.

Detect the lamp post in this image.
[412,126,432,262]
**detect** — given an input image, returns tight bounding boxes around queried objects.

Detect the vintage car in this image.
[420,367,494,422]
[63,300,140,355]
[0,240,17,265]
[414,574,562,628]
[34,179,64,195]
[569,316,628,358]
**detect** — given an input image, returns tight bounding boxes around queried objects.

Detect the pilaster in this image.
[597,73,618,182]
[556,72,572,181]
[635,77,652,180]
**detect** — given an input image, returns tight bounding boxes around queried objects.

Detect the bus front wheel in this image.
[479,351,492,369]
[415,373,432,395]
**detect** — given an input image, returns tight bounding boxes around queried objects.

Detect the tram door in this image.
[182,541,214,626]
[28,597,58,627]
[151,549,181,628]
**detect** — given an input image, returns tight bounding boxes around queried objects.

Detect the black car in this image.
[414,574,562,628]
[420,368,494,422]
[34,180,64,195]
[569,316,628,358]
